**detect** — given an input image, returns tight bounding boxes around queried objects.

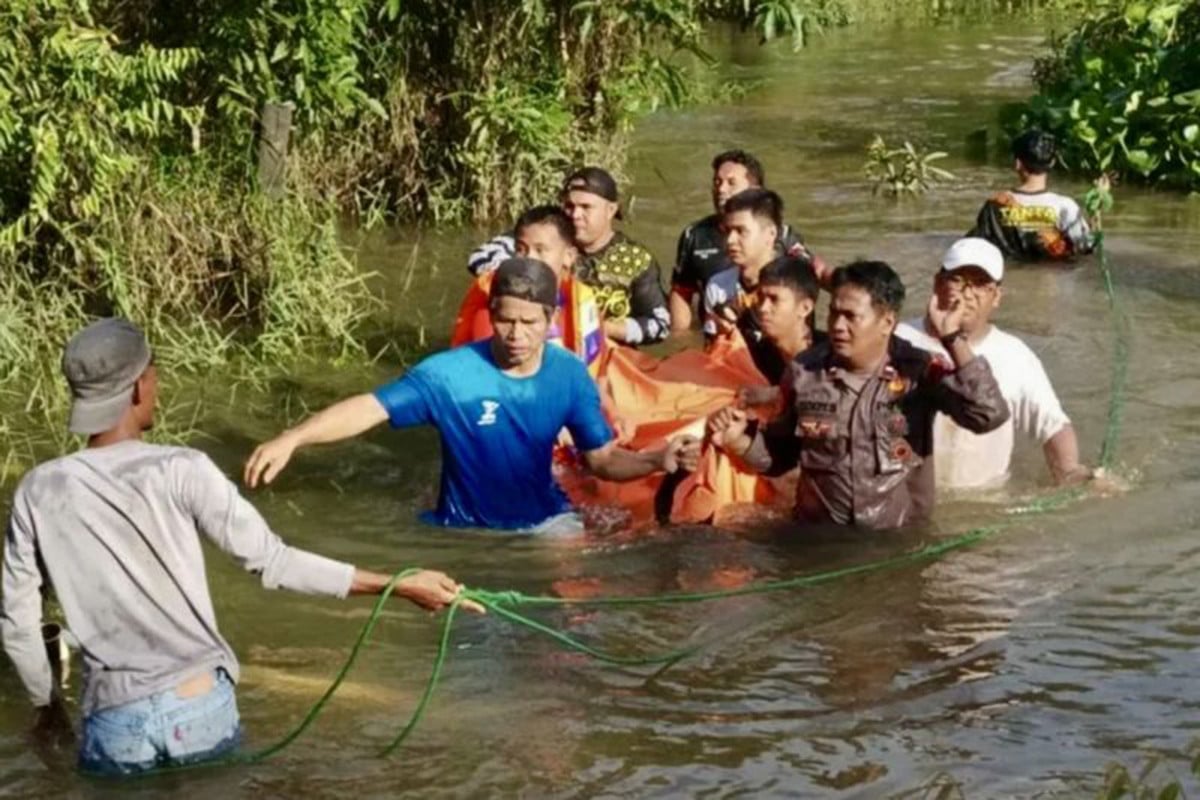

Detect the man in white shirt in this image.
[895,238,1091,489]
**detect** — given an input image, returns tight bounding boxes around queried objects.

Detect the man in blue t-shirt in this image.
[245,258,699,532]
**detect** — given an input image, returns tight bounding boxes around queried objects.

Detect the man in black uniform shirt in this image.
[669,150,824,332]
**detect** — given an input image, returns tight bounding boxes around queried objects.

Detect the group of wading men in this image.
[3,130,1104,774]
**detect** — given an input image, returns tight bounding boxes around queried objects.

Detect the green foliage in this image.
[1012,1,1200,190]
[0,0,836,464]
[864,135,957,195]
[0,0,202,258]
[701,0,850,49]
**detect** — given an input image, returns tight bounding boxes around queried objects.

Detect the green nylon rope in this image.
[124,229,1126,775]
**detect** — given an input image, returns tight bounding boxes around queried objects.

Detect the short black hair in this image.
[1012,129,1056,174]
[712,149,766,186]
[722,187,783,230]
[759,256,818,301]
[514,205,577,247]
[830,260,905,314]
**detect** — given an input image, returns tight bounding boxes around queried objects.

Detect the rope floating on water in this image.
[131,229,1127,775]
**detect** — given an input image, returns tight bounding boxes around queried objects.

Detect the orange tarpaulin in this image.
[557,333,787,525]
[449,284,786,526]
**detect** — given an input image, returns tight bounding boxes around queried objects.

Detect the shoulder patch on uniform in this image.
[925,353,954,381]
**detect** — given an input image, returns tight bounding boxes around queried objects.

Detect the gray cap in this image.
[61,318,152,434]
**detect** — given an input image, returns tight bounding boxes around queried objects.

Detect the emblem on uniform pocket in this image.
[798,417,834,439]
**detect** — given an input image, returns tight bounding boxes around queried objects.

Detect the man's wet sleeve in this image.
[932,355,1010,433]
[373,369,434,429]
[624,261,671,344]
[0,496,54,707]
[184,453,354,598]
[566,364,614,453]
[671,227,695,297]
[741,408,802,477]
[1062,201,1095,255]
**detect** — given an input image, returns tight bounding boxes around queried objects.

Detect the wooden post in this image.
[257,101,294,199]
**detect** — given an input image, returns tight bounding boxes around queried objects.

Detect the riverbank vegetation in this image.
[0,0,1101,468]
[1,0,826,465]
[1010,1,1200,191]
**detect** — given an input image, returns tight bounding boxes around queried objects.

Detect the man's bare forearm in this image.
[1044,425,1088,484]
[586,445,666,481]
[669,291,693,332]
[284,393,389,447]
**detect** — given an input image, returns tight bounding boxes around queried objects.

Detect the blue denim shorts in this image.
[79,668,241,775]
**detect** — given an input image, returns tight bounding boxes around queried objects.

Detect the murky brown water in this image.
[4,16,1200,799]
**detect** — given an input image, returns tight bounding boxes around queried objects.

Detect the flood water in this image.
[4,16,1200,800]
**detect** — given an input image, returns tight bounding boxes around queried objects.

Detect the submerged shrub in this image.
[864,135,956,195]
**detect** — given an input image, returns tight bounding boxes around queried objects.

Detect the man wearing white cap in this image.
[895,238,1089,489]
[1,318,477,774]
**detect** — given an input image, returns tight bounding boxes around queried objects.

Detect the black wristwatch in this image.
[939,329,967,348]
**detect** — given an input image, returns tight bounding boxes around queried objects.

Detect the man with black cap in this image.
[246,258,699,532]
[1,319,475,775]
[967,129,1095,261]
[895,237,1091,488]
[561,167,672,345]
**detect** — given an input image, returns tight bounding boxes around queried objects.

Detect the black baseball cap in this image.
[490,257,559,308]
[562,167,623,219]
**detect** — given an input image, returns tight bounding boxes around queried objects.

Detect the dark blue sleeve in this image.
[565,361,613,453]
[373,370,434,429]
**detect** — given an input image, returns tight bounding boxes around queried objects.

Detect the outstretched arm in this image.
[245,393,389,488]
[582,435,700,481]
[193,453,481,612]
[350,568,484,614]
[709,405,801,476]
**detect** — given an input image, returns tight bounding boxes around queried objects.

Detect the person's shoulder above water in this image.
[12,441,217,504]
[467,234,516,276]
[894,319,942,353]
[533,339,597,385]
[974,324,1046,368]
[703,266,739,301]
[793,337,833,371]
[685,213,722,239]
[888,331,945,379]
[422,339,497,375]
[601,231,656,263]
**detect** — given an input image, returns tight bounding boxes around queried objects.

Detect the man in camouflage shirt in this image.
[561,167,670,346]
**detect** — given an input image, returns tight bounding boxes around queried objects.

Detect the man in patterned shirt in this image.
[561,167,671,346]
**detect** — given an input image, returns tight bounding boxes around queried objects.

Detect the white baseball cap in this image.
[941,237,1004,282]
